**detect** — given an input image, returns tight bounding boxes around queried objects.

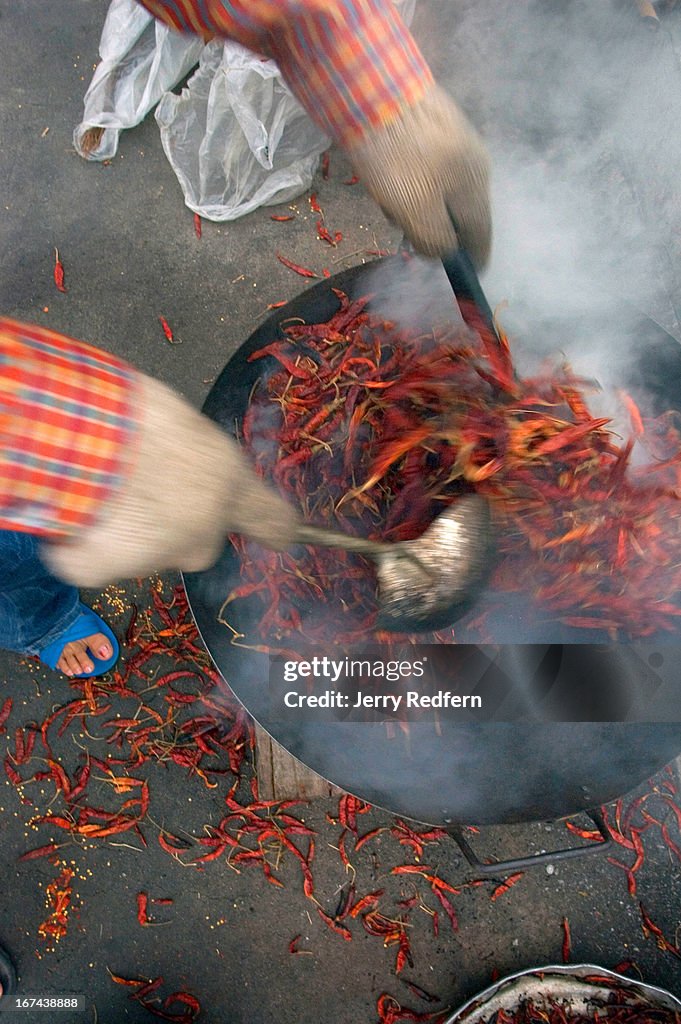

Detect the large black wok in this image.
[184,257,681,833]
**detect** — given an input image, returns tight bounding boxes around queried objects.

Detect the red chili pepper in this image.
[610,858,638,898]
[619,390,644,436]
[276,253,318,278]
[390,865,460,895]
[535,417,611,455]
[163,991,201,1017]
[431,884,458,932]
[316,220,337,246]
[338,828,352,868]
[316,906,352,941]
[0,698,12,733]
[639,902,681,959]
[158,832,191,856]
[35,814,75,830]
[661,794,681,833]
[4,757,22,786]
[14,728,25,764]
[134,977,164,1001]
[18,843,62,861]
[53,248,67,292]
[77,819,138,838]
[565,821,603,842]
[395,932,411,974]
[344,175,360,185]
[47,759,71,796]
[348,891,383,918]
[108,972,142,988]
[271,214,294,222]
[354,827,386,851]
[193,212,202,239]
[660,821,681,862]
[136,891,150,926]
[159,315,176,344]
[321,152,330,179]
[490,872,524,901]
[309,193,322,214]
[561,916,572,962]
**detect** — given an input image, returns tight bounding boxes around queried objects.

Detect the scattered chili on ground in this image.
[276,253,318,278]
[159,315,176,344]
[53,248,67,292]
[562,915,572,962]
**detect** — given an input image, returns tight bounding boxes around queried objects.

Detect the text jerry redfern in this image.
[283,691,483,710]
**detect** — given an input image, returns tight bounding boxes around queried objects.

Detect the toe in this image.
[57,641,93,677]
[90,632,113,660]
[56,646,80,677]
[72,642,95,676]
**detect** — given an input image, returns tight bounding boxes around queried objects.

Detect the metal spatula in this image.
[294,491,490,632]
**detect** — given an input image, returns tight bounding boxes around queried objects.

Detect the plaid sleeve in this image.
[0,319,139,538]
[136,0,433,145]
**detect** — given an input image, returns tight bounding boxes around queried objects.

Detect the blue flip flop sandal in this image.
[0,942,17,995]
[38,602,119,678]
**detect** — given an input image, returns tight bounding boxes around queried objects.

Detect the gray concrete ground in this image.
[1,2,681,1023]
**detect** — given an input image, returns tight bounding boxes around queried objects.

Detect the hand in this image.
[42,375,299,587]
[347,86,492,268]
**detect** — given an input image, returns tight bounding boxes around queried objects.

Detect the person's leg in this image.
[0,530,114,676]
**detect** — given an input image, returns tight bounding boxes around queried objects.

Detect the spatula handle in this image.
[441,247,498,340]
[294,523,390,556]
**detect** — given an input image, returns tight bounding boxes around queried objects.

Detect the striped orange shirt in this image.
[0,319,138,538]
[137,0,433,144]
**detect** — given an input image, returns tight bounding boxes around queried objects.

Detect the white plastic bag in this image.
[76,0,416,218]
[155,40,329,219]
[74,0,203,161]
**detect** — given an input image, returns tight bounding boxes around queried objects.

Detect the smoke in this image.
[476,0,680,356]
[370,0,681,428]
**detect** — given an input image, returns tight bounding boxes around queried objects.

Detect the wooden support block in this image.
[254,723,343,801]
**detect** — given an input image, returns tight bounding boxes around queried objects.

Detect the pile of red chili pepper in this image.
[229,287,681,644]
[472,995,681,1024]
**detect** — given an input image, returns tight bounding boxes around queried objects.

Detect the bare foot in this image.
[56,633,112,677]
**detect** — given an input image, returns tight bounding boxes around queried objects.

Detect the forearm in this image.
[137,0,490,264]
[268,0,433,145]
[0,318,139,538]
[136,0,433,144]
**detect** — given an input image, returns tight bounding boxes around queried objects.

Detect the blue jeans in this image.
[0,531,80,656]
